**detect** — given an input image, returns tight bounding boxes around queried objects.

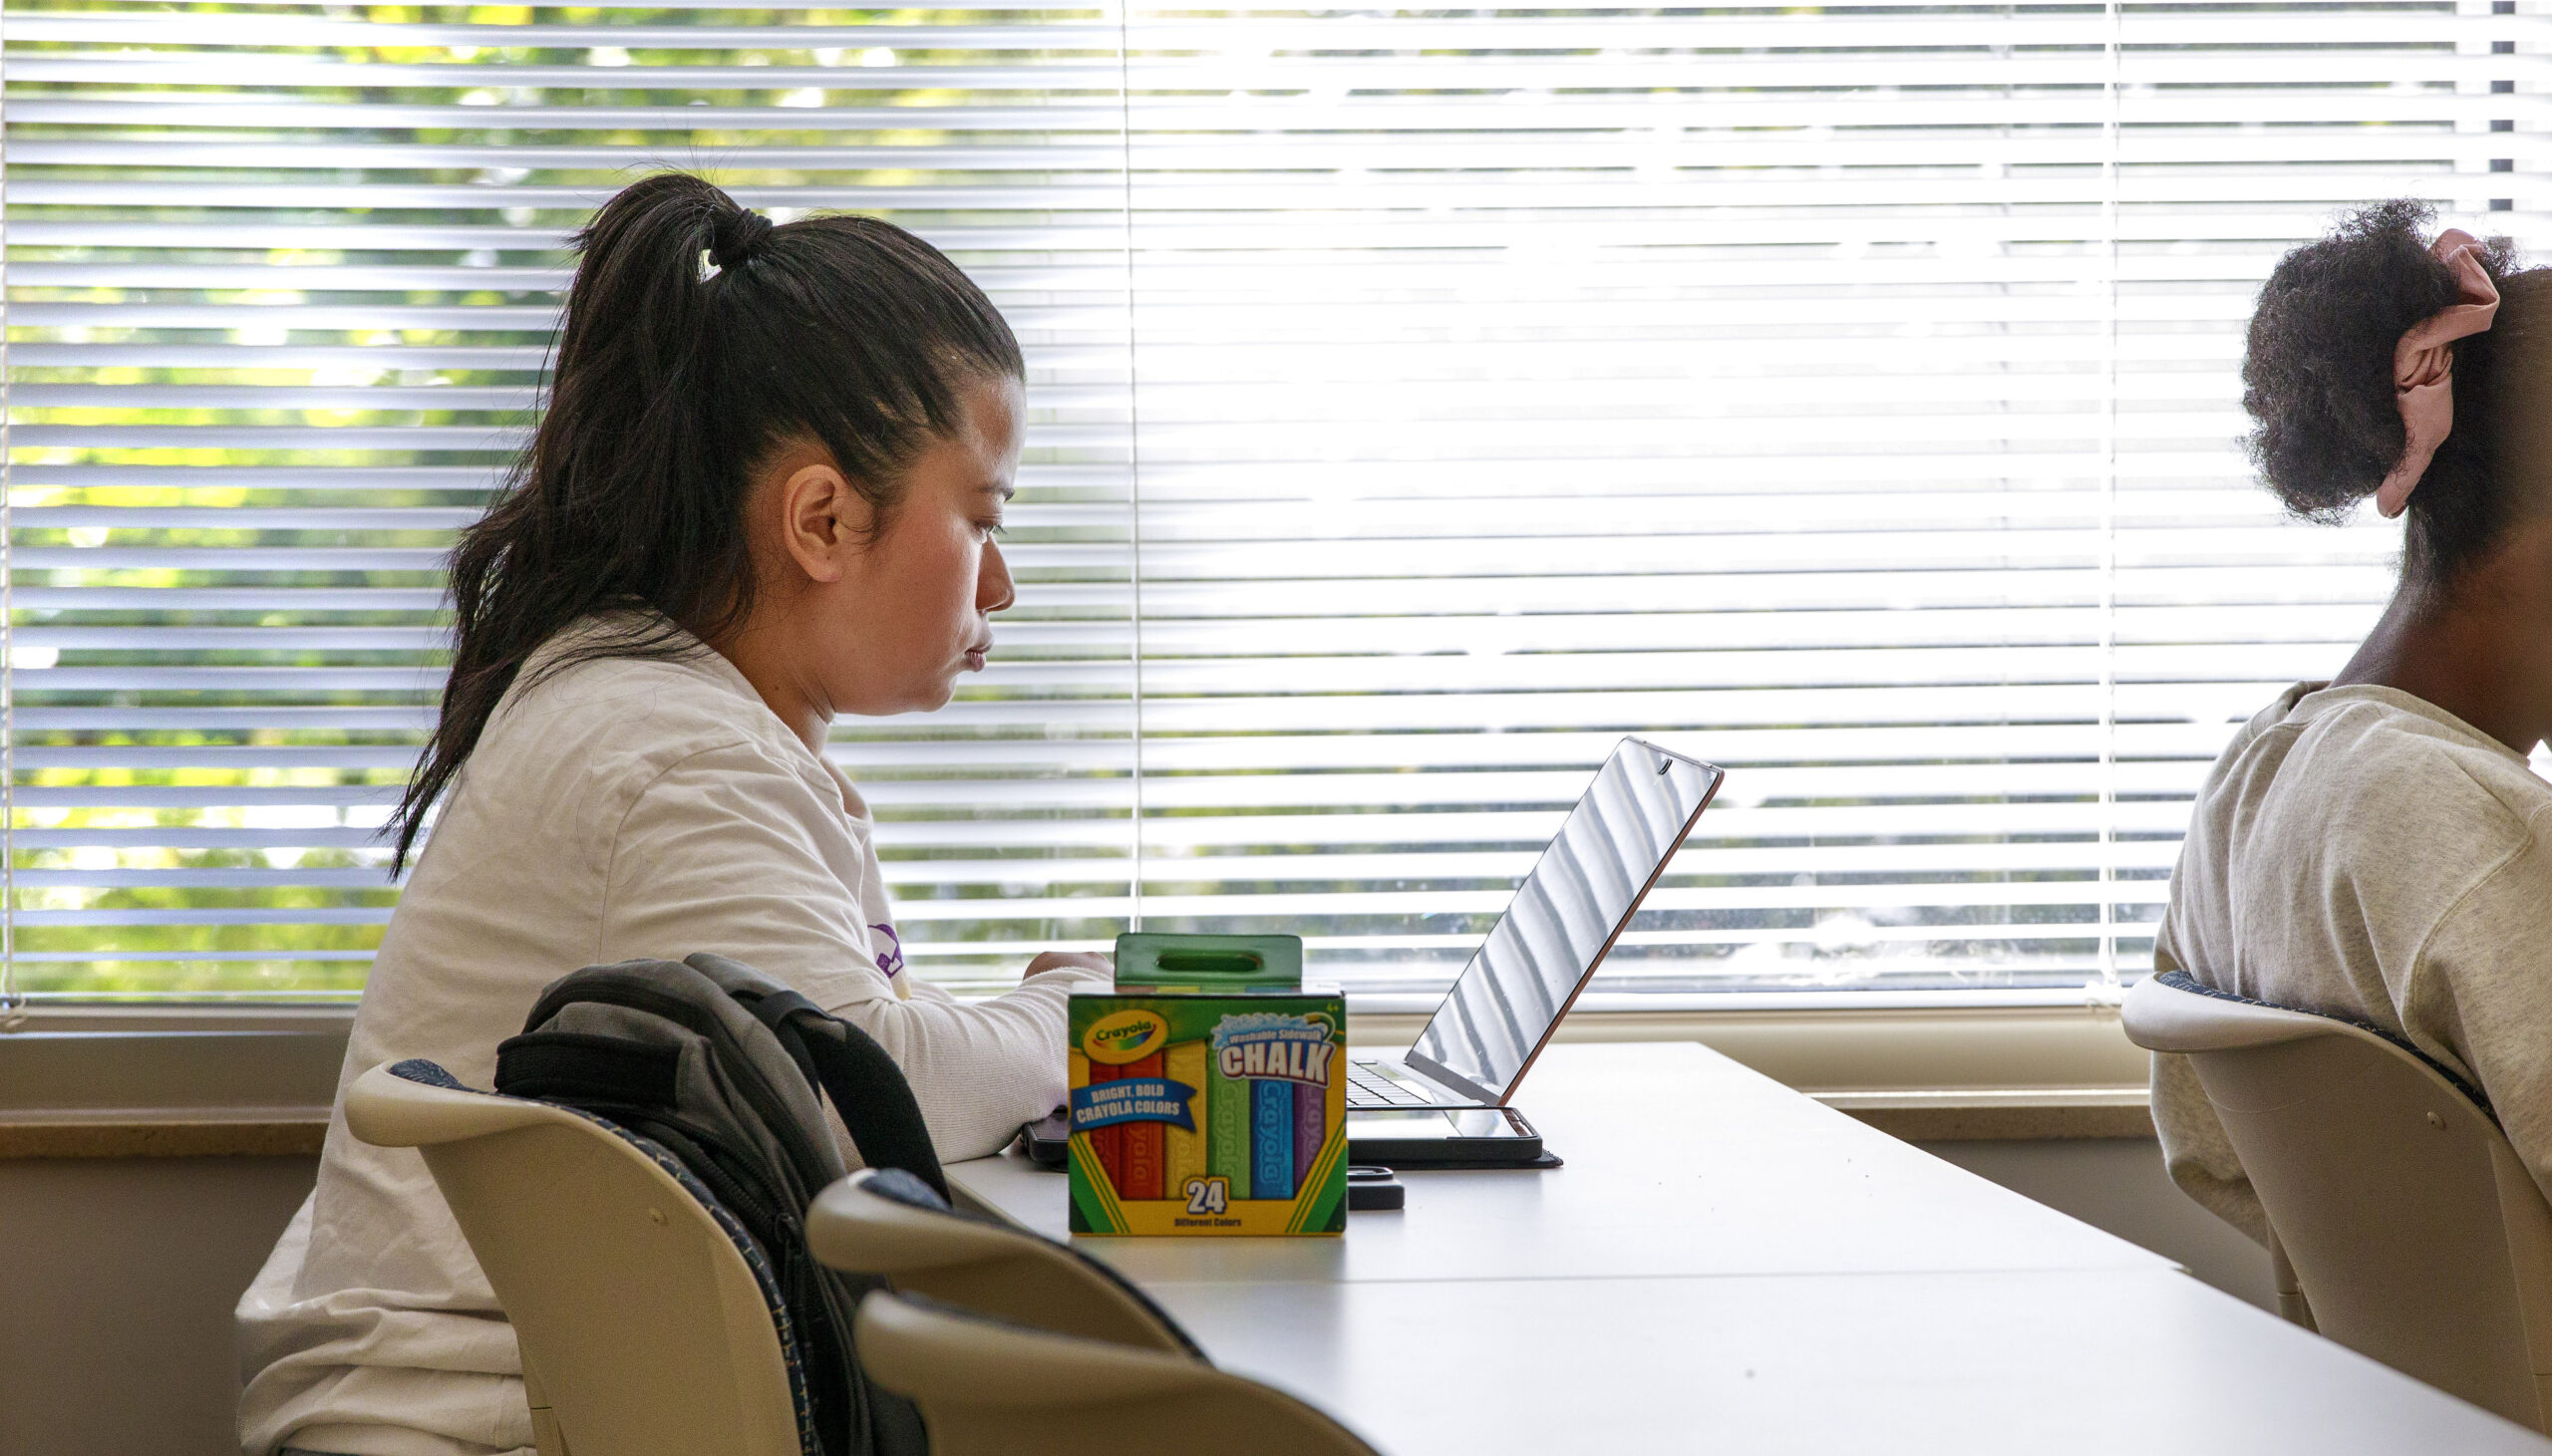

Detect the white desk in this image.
[947,1043,2552,1454]
[1142,1269,2548,1455]
[953,1042,2165,1284]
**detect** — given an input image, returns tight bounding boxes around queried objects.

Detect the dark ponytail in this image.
[390,171,1023,870]
[2241,198,2521,590]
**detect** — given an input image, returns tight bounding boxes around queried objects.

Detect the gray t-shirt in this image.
[2153,682,2552,1245]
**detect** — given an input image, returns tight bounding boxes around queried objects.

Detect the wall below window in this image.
[0,1154,317,1456]
[0,1131,2268,1456]
[1922,1138,2274,1312]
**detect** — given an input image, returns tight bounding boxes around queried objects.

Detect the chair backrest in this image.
[805,1168,1198,1356]
[2122,973,2552,1431]
[343,1060,805,1456]
[852,1291,1380,1456]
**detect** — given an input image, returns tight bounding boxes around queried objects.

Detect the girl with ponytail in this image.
[237,173,1111,1456]
[2154,200,2552,1250]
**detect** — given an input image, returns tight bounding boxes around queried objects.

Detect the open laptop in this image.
[1345,736,1723,1125]
[1021,736,1722,1168]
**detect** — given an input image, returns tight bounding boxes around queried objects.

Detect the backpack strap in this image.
[750,991,950,1203]
[494,1030,683,1110]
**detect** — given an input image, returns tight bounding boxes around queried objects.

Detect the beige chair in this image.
[854,1290,1380,1456]
[342,1059,805,1456]
[806,1167,1196,1354]
[2122,971,2552,1431]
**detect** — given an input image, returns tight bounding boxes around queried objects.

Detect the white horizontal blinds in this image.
[1118,0,2120,1000]
[1117,0,2547,1004]
[6,4,1135,999]
[2109,0,2552,975]
[13,3,2543,1007]
[2,23,14,1024]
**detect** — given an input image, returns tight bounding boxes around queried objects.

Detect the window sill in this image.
[1818,1088,2153,1142]
[0,1096,2152,1158]
[0,1113,329,1159]
[0,996,2159,1155]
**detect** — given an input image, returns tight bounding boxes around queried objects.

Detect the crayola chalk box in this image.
[1068,935,1346,1236]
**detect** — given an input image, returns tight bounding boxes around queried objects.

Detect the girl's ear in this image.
[775,460,875,584]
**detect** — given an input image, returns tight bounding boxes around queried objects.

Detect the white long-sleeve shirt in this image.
[237,617,1103,1456]
[2152,681,2552,1247]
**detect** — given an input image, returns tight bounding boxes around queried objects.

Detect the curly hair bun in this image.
[2242,200,2513,523]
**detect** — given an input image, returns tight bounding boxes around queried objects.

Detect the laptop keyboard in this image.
[1346,1061,1436,1109]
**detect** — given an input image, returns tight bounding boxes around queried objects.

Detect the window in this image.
[6,0,2540,1009]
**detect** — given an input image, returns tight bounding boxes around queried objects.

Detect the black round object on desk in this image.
[1347,1165,1405,1211]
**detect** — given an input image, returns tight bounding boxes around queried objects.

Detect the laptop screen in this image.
[1406,739,1721,1100]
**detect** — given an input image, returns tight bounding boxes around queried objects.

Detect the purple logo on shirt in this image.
[871,923,906,982]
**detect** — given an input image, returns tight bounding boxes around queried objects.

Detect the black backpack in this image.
[490,952,944,1456]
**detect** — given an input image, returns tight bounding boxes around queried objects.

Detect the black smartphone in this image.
[1020,1107,1071,1168]
[1347,1106,1544,1166]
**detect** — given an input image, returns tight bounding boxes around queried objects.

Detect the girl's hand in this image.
[1023,950,1111,982]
